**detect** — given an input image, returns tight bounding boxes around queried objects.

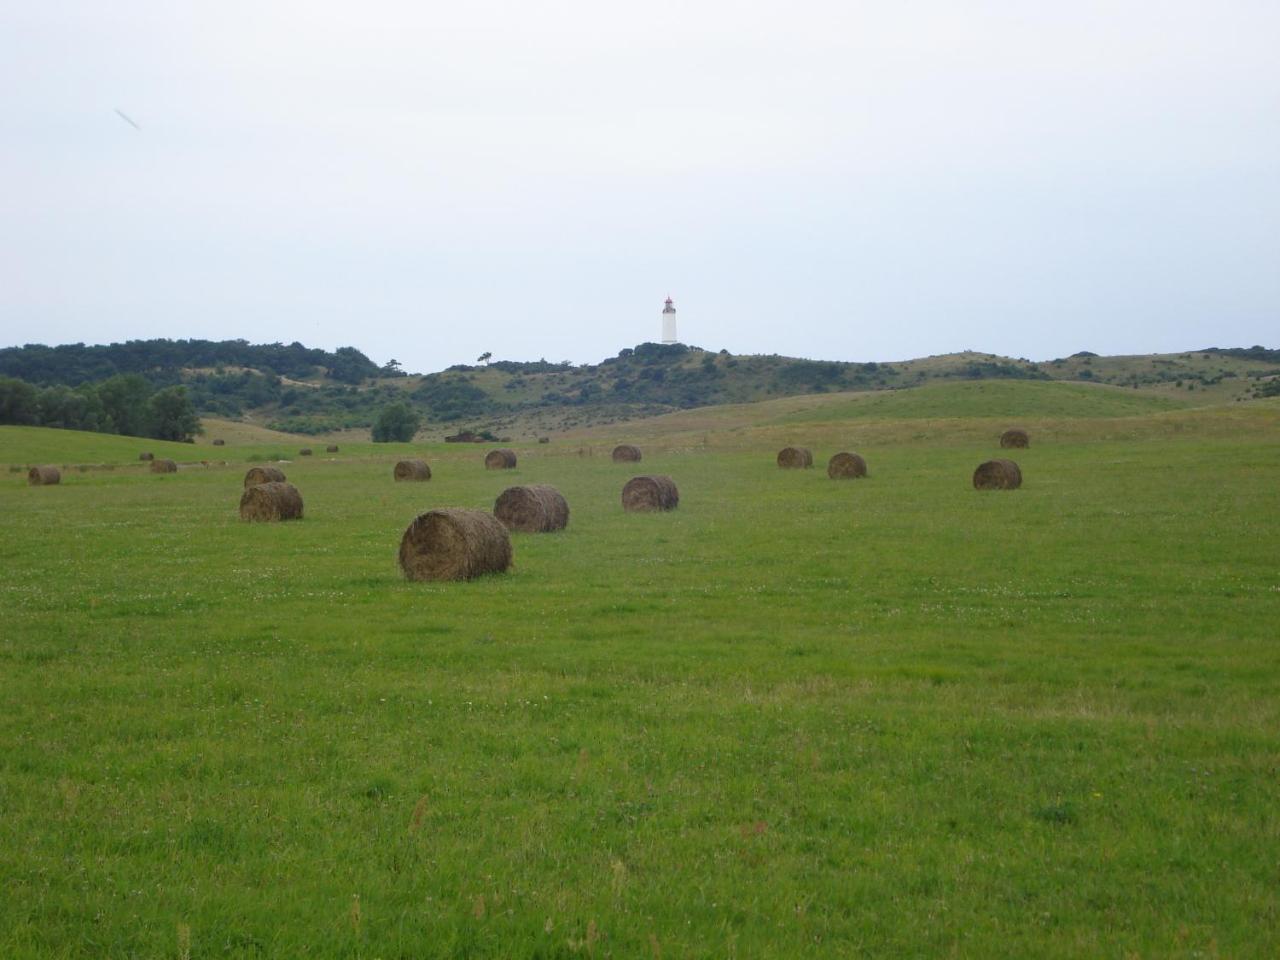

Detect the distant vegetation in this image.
[0,374,201,442]
[1,337,1276,438]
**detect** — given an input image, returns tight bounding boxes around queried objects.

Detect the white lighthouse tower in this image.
[661,296,678,344]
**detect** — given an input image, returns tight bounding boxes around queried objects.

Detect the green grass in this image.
[2,408,1279,957]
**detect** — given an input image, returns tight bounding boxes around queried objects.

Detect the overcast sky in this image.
[2,1,1277,373]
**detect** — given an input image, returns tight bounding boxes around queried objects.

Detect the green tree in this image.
[372,402,421,442]
[147,386,201,441]
[0,376,40,425]
[97,374,153,436]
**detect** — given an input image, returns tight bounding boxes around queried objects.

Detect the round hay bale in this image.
[150,459,178,474]
[212,439,226,446]
[27,465,60,486]
[299,448,313,457]
[244,466,286,488]
[612,444,642,463]
[394,459,431,481]
[326,444,339,453]
[537,436,550,444]
[622,475,679,512]
[973,459,1022,490]
[398,508,512,581]
[777,447,814,469]
[139,452,154,461]
[239,481,304,521]
[494,484,569,533]
[1000,429,1030,449]
[827,452,868,479]
[485,448,517,470]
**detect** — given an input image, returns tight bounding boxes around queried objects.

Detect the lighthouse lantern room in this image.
[661,296,678,344]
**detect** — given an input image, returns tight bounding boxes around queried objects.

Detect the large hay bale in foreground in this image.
[494,484,569,532]
[485,448,517,470]
[1000,429,1030,449]
[777,447,814,469]
[150,459,178,474]
[326,444,339,453]
[139,452,154,461]
[611,444,642,463]
[622,475,679,512]
[244,466,286,488]
[394,459,431,481]
[28,465,60,486]
[398,509,512,581]
[212,439,226,446]
[973,459,1022,490]
[239,481,304,522]
[827,452,868,479]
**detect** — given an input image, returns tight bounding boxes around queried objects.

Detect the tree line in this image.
[0,374,201,442]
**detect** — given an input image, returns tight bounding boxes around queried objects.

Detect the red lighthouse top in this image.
[662,296,676,312]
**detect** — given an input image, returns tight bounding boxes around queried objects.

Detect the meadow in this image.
[1,383,1278,958]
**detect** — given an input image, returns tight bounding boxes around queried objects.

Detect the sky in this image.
[2,1,1277,374]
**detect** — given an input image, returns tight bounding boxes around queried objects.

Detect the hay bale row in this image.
[1000,429,1030,449]
[494,484,569,532]
[244,466,286,488]
[399,509,512,581]
[622,475,679,512]
[28,465,60,485]
[485,449,517,470]
[973,459,1022,490]
[777,447,813,469]
[827,452,868,479]
[611,444,642,463]
[239,481,304,522]
[394,459,431,482]
[150,459,177,474]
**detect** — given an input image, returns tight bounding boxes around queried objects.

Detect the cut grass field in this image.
[1,384,1278,958]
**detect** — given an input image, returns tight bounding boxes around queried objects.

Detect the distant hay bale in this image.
[212,439,226,446]
[299,448,313,456]
[326,444,339,453]
[150,459,178,474]
[485,448,517,470]
[827,452,868,479]
[1000,429,1030,449]
[612,444,642,463]
[27,465,60,486]
[394,459,431,481]
[973,459,1022,490]
[622,475,679,512]
[398,508,512,581]
[777,447,814,469]
[538,437,550,444]
[239,481,304,522]
[139,452,154,461]
[244,466,286,488]
[494,484,569,532]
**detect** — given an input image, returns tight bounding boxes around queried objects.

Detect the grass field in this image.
[2,384,1279,958]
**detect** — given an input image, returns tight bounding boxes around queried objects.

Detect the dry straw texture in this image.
[326,444,339,453]
[28,465,60,486]
[399,508,512,581]
[777,447,814,469]
[485,449,517,470]
[139,452,154,461]
[1000,429,1030,449]
[494,484,569,533]
[239,481,304,522]
[828,452,868,479]
[622,475,679,512]
[394,459,431,482]
[244,466,286,488]
[611,444,642,463]
[973,459,1023,490]
[150,459,178,474]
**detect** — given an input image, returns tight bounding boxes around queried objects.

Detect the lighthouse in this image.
[661,296,678,344]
